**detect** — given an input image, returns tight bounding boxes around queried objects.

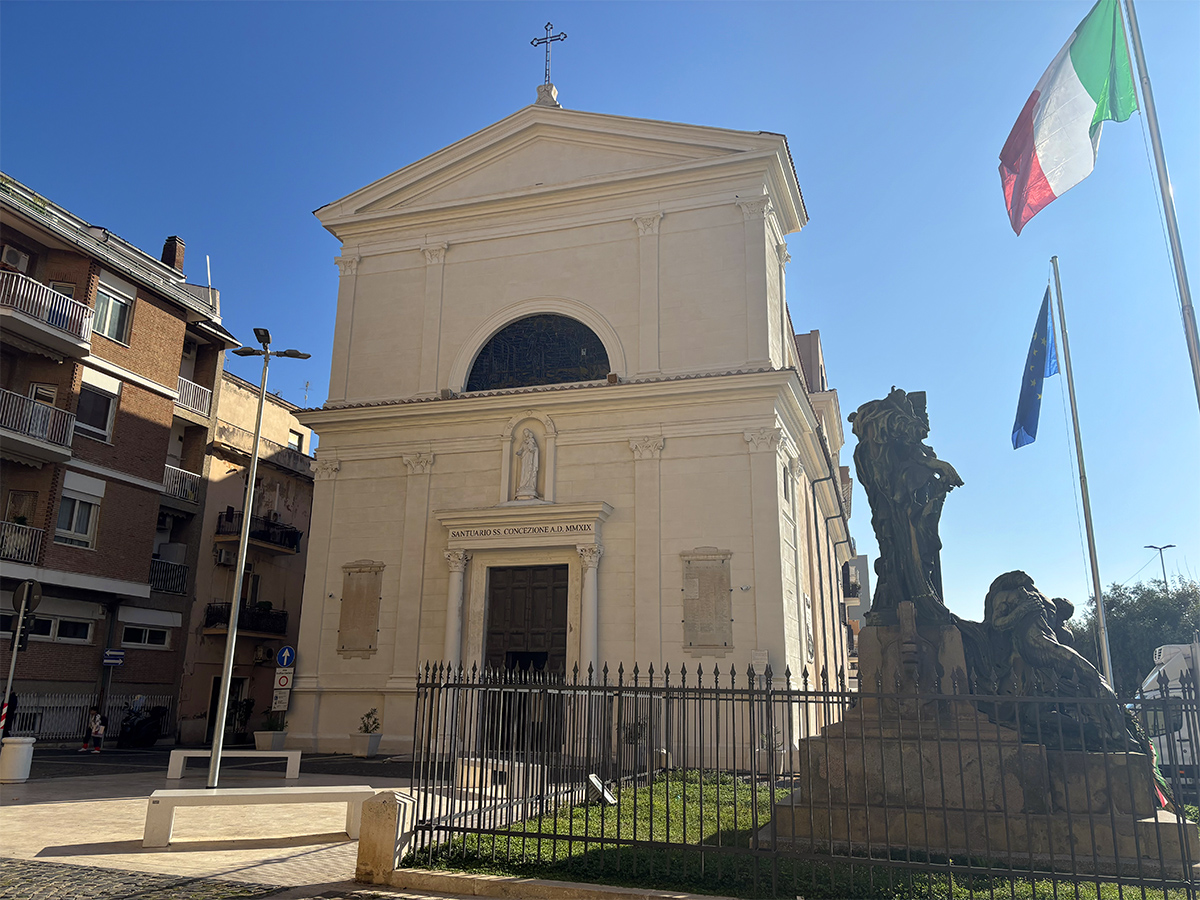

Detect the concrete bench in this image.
[143,785,377,848]
[167,749,301,779]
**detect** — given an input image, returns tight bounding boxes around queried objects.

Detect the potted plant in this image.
[349,707,382,757]
[254,710,288,751]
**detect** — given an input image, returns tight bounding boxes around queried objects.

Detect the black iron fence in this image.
[408,662,1199,899]
[215,510,303,552]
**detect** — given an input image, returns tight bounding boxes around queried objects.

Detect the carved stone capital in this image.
[737,197,773,221]
[776,242,792,266]
[788,457,805,479]
[402,453,434,475]
[629,436,665,460]
[577,544,604,571]
[314,458,341,480]
[444,549,470,573]
[421,243,448,266]
[633,212,663,236]
[744,427,783,452]
[334,256,360,277]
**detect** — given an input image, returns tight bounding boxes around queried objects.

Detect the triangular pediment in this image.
[318,105,796,224]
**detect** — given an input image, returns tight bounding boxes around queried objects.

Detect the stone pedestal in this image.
[772,618,1200,879]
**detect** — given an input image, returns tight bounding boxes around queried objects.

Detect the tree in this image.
[1069,579,1200,696]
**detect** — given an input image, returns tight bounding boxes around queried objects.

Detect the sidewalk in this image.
[0,747,468,900]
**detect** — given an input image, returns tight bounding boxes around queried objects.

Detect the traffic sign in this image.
[276,646,296,668]
[103,649,125,666]
[14,580,41,614]
[274,670,293,690]
[271,689,290,712]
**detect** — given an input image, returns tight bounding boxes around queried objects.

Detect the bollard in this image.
[355,790,416,884]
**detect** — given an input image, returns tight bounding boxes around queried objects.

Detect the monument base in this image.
[772,620,1200,879]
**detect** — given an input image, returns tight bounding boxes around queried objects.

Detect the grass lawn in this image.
[403,770,1198,899]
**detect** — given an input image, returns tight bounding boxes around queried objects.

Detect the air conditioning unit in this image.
[1,245,30,273]
[215,547,236,566]
[253,644,275,664]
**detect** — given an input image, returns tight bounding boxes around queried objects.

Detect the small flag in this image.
[1013,288,1060,448]
[999,0,1138,235]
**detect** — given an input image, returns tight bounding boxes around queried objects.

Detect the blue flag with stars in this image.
[1012,288,1059,448]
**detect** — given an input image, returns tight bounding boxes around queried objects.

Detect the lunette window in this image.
[75,385,118,440]
[55,494,98,547]
[93,286,132,342]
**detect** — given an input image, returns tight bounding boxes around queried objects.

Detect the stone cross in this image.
[530,22,567,85]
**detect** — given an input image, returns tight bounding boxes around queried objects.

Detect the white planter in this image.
[0,737,36,784]
[349,732,382,758]
[254,731,288,751]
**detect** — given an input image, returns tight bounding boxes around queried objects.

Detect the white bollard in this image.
[355,790,416,884]
[0,737,36,784]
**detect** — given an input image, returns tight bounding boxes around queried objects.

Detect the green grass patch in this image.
[404,771,1196,899]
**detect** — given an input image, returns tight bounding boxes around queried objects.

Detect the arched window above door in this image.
[465,314,610,392]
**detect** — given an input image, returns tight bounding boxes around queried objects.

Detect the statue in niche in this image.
[848,387,962,625]
[515,428,540,500]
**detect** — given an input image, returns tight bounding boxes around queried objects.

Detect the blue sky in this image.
[3,1,1196,627]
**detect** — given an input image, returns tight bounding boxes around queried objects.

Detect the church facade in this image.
[291,88,856,753]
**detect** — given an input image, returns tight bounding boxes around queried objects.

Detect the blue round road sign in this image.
[276,646,296,668]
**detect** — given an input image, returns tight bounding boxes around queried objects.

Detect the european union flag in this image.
[1012,288,1059,449]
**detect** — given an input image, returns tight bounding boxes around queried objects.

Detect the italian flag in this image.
[999,0,1138,235]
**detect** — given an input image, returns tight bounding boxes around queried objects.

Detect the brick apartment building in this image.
[0,173,237,737]
[177,370,314,745]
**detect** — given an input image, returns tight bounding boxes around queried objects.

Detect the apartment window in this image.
[122,625,169,648]
[75,385,119,440]
[55,619,93,642]
[240,569,261,607]
[93,286,132,343]
[6,490,37,523]
[287,430,303,452]
[49,281,76,299]
[55,494,98,548]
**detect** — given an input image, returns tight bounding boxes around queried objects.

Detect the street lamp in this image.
[1144,544,1176,589]
[208,328,310,789]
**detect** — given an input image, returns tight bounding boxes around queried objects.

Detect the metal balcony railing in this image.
[204,602,288,635]
[0,520,43,565]
[0,270,94,342]
[215,510,303,552]
[175,376,212,417]
[149,558,189,594]
[0,388,75,447]
[162,464,201,503]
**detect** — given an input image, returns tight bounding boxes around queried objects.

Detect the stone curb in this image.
[382,869,740,900]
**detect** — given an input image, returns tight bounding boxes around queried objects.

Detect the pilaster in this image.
[634,213,663,375]
[329,256,360,402]
[387,453,434,688]
[744,427,786,669]
[417,243,448,397]
[578,543,604,670]
[295,456,340,688]
[629,436,664,670]
[738,199,772,368]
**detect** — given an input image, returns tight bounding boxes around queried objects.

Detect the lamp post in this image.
[208,328,309,789]
[1144,544,1176,589]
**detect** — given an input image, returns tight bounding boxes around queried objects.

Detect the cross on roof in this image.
[530,22,567,86]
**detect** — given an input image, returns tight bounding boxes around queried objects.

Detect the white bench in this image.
[143,785,377,848]
[167,749,301,779]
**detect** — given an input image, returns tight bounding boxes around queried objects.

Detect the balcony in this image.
[215,510,303,554]
[0,270,93,358]
[175,376,212,417]
[204,602,288,636]
[162,464,201,504]
[149,558,189,594]
[0,388,75,466]
[0,520,44,565]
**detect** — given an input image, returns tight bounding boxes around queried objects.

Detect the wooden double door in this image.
[484,564,569,674]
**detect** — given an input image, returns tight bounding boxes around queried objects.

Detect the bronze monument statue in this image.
[847,387,962,626]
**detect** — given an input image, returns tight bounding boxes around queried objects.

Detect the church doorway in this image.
[482,564,568,754]
[484,565,569,673]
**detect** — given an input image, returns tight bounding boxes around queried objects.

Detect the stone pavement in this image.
[0,748,468,900]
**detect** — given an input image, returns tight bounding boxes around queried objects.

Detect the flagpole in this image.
[1051,256,1114,685]
[1123,0,1200,415]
